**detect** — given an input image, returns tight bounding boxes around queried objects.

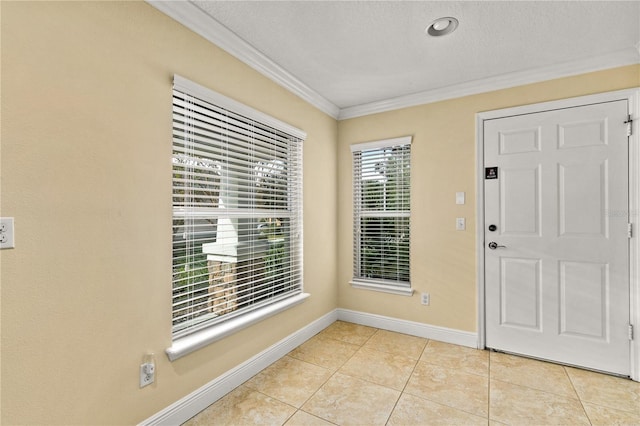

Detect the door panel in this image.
[558,162,607,237]
[500,257,541,330]
[558,118,607,149]
[484,100,630,376]
[559,260,608,340]
[499,127,541,154]
[500,166,541,235]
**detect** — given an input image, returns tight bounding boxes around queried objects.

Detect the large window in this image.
[171,76,305,344]
[351,137,411,295]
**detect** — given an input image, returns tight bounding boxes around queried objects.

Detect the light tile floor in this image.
[184,321,640,425]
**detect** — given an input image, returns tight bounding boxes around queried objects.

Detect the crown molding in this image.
[148,1,638,122]
[339,48,640,120]
[147,0,340,119]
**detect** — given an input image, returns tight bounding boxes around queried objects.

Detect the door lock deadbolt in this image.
[488,224,497,232]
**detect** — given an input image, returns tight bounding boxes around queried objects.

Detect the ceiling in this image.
[151,1,640,119]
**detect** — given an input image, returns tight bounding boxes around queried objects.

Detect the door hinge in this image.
[625,115,633,136]
[628,223,633,238]
[629,324,634,341]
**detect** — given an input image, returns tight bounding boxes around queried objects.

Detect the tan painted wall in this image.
[337,65,640,332]
[0,2,337,424]
[2,1,639,424]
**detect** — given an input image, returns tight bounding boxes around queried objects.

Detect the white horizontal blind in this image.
[172,76,304,339]
[352,138,411,287]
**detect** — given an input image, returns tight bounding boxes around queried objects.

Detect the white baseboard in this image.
[140,308,478,425]
[337,308,478,348]
[139,309,338,426]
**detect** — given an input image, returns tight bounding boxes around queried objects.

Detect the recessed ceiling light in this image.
[426,17,458,37]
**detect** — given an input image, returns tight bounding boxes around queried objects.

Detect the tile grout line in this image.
[247,388,299,426]
[564,366,594,426]
[287,322,381,425]
[400,340,492,421]
[382,338,431,425]
[246,321,364,426]
[184,324,639,426]
[342,326,411,422]
[277,328,492,425]
[566,367,640,418]
[487,350,492,425]
[320,324,433,425]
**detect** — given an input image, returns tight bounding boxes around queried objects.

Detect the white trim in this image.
[349,280,414,296]
[142,309,338,426]
[628,89,640,381]
[173,74,307,141]
[350,136,413,152]
[475,112,486,351]
[142,309,477,424]
[148,1,340,119]
[476,88,640,381]
[166,293,310,361]
[477,89,640,121]
[337,309,477,348]
[339,49,640,120]
[149,2,638,122]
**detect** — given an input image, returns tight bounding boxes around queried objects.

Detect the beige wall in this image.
[0,2,337,424]
[337,65,640,332]
[2,1,639,425]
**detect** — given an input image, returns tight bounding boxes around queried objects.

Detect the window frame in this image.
[167,75,308,361]
[350,136,412,296]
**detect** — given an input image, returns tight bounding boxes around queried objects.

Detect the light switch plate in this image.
[456,192,465,205]
[0,217,15,249]
[456,217,466,231]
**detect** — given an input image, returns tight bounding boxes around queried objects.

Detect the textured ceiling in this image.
[187,1,640,110]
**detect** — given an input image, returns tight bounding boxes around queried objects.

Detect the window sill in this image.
[349,279,414,296]
[166,292,310,361]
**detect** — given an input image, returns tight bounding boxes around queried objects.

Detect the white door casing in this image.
[476,88,640,381]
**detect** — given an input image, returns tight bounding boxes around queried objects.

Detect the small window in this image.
[171,75,305,343]
[351,137,412,295]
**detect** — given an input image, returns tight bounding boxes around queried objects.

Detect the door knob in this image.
[488,241,506,250]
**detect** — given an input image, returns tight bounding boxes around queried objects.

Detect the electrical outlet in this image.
[421,292,430,306]
[140,363,155,387]
[139,354,155,388]
[0,218,15,249]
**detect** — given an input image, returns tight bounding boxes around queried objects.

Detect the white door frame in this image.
[476,88,640,381]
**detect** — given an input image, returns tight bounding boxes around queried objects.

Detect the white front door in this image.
[484,100,631,376]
